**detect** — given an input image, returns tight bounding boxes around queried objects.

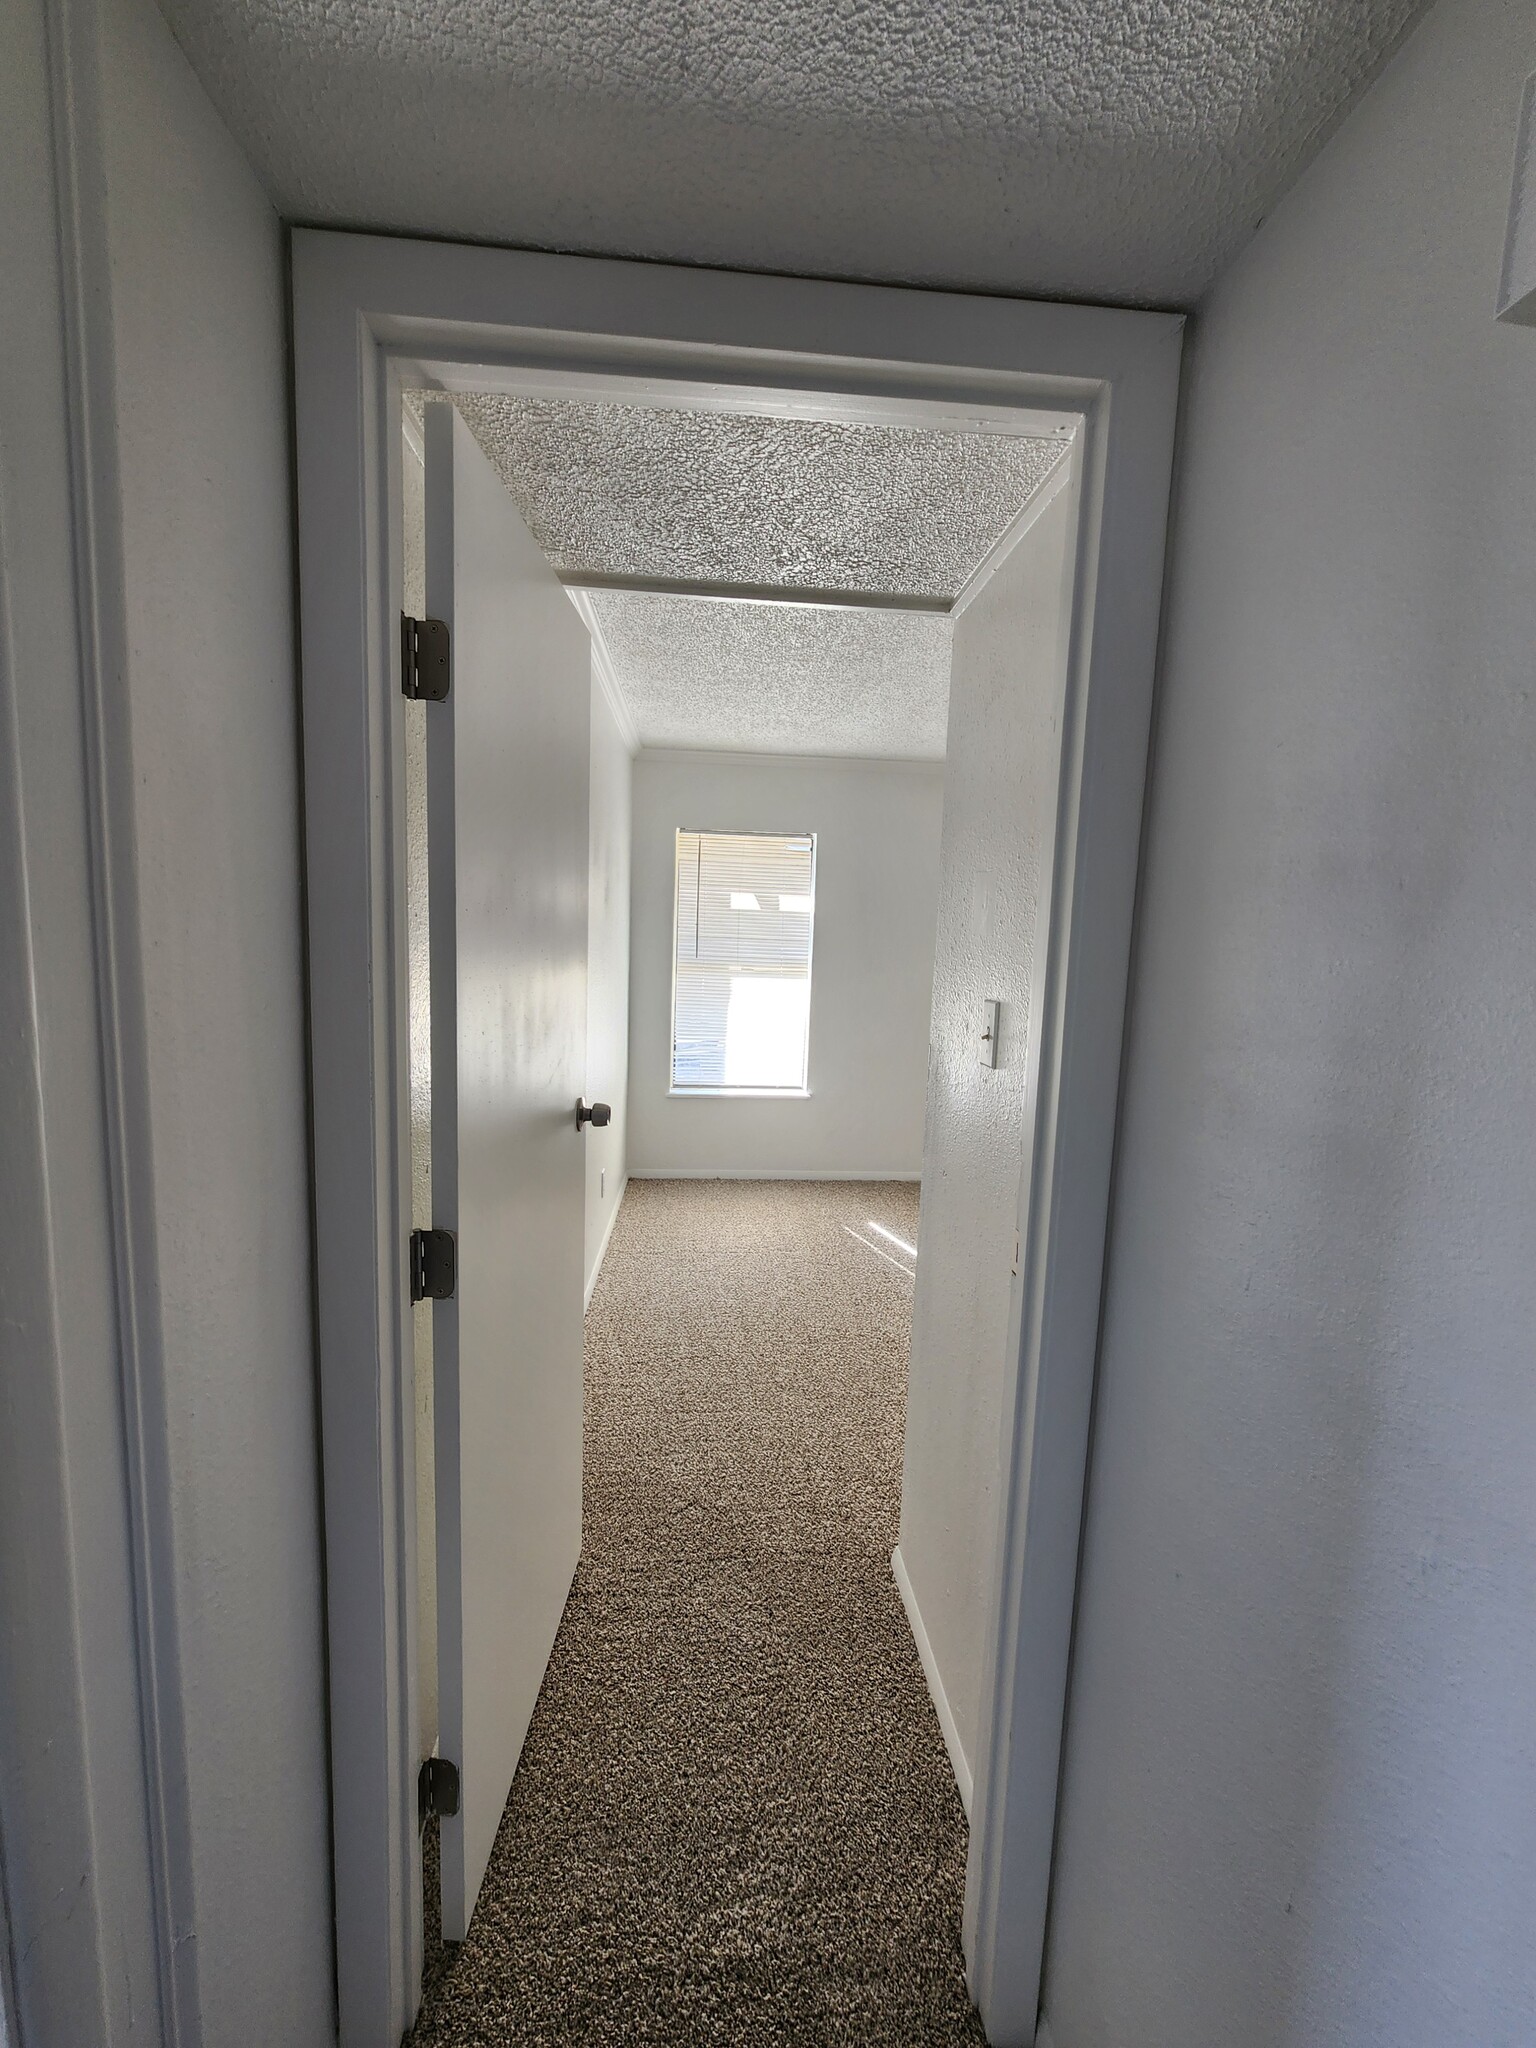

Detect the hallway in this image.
[411,1178,982,2045]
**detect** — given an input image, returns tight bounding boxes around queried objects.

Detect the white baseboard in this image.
[892,1544,972,1816]
[627,1168,921,1182]
[583,1174,628,1311]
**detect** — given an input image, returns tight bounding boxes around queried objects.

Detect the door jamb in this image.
[290,228,1182,2048]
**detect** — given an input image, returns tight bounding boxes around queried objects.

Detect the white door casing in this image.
[423,403,589,1939]
[291,232,1180,2046]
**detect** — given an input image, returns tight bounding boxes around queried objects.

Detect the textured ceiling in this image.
[448,392,1065,599]
[159,0,1425,306]
[586,593,951,760]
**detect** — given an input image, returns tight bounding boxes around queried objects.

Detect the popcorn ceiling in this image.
[404,390,1051,754]
[159,0,1424,305]
[445,394,1064,601]
[585,592,951,760]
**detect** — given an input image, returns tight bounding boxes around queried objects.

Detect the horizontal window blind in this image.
[672,830,816,1091]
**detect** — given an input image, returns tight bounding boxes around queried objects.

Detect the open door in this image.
[423,402,590,1941]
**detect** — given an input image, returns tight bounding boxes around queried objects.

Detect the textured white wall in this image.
[96,0,334,2035]
[585,676,633,1294]
[896,488,1075,1791]
[1043,3,1536,2045]
[628,750,943,1179]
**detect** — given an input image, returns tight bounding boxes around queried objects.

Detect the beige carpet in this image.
[411,1178,984,2045]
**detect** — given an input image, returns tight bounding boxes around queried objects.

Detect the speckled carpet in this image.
[411,1178,984,2046]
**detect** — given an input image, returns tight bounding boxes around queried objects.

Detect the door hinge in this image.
[418,1755,460,1828]
[400,612,450,701]
[410,1227,456,1302]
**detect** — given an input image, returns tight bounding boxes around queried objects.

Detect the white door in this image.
[423,402,590,1940]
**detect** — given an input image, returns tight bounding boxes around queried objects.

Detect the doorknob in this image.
[576,1098,611,1129]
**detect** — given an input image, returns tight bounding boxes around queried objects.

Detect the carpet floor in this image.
[410,1178,985,2046]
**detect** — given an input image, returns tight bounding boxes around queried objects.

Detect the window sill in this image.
[668,1087,812,1100]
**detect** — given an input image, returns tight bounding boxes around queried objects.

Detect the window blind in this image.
[672,830,816,1091]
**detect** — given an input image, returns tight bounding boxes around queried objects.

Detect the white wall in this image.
[95,0,334,2037]
[585,673,633,1295]
[1043,3,1536,2045]
[896,487,1076,1801]
[0,0,168,2034]
[627,749,944,1179]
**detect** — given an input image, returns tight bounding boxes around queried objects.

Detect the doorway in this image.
[399,375,1079,2038]
[293,233,1180,2048]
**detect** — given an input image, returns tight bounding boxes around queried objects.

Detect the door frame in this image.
[290,228,1182,2048]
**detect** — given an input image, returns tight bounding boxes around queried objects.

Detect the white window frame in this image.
[668,827,818,1098]
[291,230,1182,2048]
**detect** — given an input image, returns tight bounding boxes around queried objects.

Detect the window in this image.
[671,830,816,1092]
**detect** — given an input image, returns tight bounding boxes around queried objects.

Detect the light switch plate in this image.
[980,998,1001,1068]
